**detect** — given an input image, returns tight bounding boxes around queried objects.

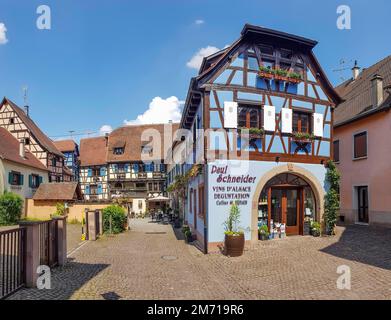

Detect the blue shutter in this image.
[160,164,165,172]
[133,164,139,173]
[97,184,103,195]
[19,174,24,186]
[8,172,13,184]
[124,164,129,172]
[100,167,106,176]
[85,185,90,195]
[113,164,118,173]
[88,168,92,177]
[29,175,33,188]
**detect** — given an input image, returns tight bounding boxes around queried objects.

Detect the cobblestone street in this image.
[8,219,391,300]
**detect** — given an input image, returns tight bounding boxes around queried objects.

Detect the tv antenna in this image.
[332,59,354,82]
[22,86,28,105]
[68,130,75,139]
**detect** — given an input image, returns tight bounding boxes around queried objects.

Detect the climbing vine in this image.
[324,160,340,235]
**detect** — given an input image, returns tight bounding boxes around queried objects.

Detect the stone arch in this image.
[250,163,325,243]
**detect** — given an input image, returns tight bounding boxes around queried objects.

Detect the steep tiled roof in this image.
[53,140,77,152]
[79,136,108,166]
[0,128,48,171]
[1,98,64,157]
[334,55,391,126]
[33,182,83,201]
[106,123,179,163]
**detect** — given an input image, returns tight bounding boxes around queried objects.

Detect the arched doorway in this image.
[257,173,317,236]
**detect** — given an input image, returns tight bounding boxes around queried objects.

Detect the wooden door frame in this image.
[268,186,304,236]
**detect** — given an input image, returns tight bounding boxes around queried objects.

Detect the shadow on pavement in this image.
[321,224,391,270]
[7,258,109,300]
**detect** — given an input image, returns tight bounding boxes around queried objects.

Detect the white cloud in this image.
[195,19,205,25]
[186,45,220,70]
[0,23,8,45]
[124,96,183,125]
[99,125,113,135]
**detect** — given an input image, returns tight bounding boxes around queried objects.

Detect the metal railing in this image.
[0,227,26,299]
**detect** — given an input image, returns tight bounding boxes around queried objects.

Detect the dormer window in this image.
[114,147,124,155]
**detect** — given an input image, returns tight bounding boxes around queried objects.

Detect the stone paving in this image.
[8,219,391,300]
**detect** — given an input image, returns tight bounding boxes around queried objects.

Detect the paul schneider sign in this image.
[210,165,257,207]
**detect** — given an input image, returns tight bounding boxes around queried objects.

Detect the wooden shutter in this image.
[85,185,90,195]
[97,184,103,195]
[29,174,33,188]
[263,105,275,131]
[224,101,238,128]
[8,172,13,185]
[88,168,92,177]
[281,108,292,133]
[19,174,24,186]
[354,132,367,158]
[313,113,323,137]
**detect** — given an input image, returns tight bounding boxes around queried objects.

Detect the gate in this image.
[0,227,26,299]
[38,220,58,268]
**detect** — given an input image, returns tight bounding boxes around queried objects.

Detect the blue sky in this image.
[0,0,390,141]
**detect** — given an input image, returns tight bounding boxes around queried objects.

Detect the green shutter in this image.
[19,174,24,186]
[8,172,13,184]
[38,176,43,185]
[29,174,33,188]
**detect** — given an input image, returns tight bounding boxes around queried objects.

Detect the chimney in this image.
[352,60,360,80]
[105,133,109,146]
[371,74,384,108]
[19,139,26,158]
[24,105,29,117]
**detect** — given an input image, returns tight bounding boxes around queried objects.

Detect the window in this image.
[148,183,153,191]
[354,132,367,159]
[92,168,100,176]
[189,189,193,214]
[25,138,30,145]
[293,111,311,133]
[238,106,261,128]
[138,200,143,210]
[114,147,124,155]
[9,118,15,124]
[333,140,340,162]
[136,183,146,189]
[198,185,204,218]
[9,172,23,186]
[52,157,57,167]
[29,174,41,188]
[90,184,98,195]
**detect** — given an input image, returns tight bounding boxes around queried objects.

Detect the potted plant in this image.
[184,230,193,243]
[240,127,265,139]
[303,217,312,236]
[310,221,321,237]
[292,131,315,143]
[258,224,269,241]
[223,202,245,257]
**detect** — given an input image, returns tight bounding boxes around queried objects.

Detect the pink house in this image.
[334,57,391,227]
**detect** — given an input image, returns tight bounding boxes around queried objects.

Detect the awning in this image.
[147,195,170,202]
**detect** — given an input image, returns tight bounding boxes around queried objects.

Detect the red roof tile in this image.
[0,128,48,171]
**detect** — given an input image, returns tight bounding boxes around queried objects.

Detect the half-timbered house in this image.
[106,123,178,214]
[0,98,67,183]
[53,139,80,182]
[79,136,109,201]
[177,24,341,252]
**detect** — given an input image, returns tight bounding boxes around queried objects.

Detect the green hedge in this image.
[0,192,23,226]
[102,205,127,234]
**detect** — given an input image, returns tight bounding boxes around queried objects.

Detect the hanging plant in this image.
[324,160,340,235]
